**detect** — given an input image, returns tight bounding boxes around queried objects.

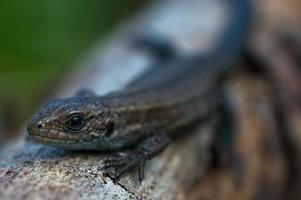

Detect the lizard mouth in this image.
[30,133,102,146]
[30,133,106,151]
[30,134,78,144]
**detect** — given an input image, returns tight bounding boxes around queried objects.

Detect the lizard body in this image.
[27,0,251,180]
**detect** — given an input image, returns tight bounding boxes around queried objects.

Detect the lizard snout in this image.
[27,121,40,135]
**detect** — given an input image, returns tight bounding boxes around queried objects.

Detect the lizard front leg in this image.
[102,132,171,182]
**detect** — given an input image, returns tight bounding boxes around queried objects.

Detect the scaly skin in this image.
[27,0,251,181]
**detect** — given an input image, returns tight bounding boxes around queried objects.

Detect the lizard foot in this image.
[102,132,171,182]
[102,152,146,182]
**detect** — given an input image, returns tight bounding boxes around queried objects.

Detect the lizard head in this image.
[27,96,116,150]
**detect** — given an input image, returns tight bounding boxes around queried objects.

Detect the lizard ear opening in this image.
[105,122,114,137]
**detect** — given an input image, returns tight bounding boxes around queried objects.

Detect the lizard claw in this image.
[102,153,146,182]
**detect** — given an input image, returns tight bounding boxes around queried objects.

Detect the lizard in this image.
[27,0,252,181]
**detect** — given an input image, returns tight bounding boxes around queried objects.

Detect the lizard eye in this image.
[64,114,86,132]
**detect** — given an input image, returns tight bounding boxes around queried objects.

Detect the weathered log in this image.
[249,0,301,198]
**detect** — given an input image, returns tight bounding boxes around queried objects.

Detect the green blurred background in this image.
[0,0,144,140]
